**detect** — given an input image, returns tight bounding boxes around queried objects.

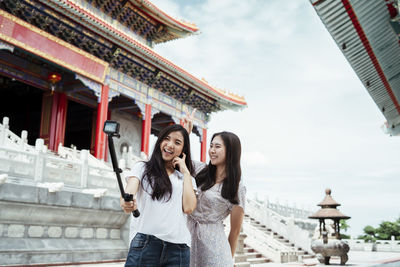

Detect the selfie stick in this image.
[103,120,140,218]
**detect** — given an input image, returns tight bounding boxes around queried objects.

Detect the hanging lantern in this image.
[47,72,61,92]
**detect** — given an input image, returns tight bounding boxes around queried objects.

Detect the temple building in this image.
[0,0,246,163]
[0,1,247,265]
[310,0,400,136]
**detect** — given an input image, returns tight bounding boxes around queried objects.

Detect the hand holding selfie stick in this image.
[103,120,140,218]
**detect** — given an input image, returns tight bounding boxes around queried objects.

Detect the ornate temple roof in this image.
[37,0,246,111]
[310,0,400,136]
[135,0,199,40]
[80,0,199,45]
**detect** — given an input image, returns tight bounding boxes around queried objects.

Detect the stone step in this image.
[275,238,289,242]
[249,220,270,228]
[302,254,315,259]
[253,225,271,230]
[247,257,271,264]
[235,254,248,263]
[242,243,271,265]
[302,257,320,265]
[245,252,263,259]
[234,262,251,267]
[243,247,254,253]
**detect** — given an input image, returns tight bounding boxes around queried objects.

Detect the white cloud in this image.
[242,150,271,167]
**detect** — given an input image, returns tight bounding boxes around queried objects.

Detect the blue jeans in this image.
[125,233,190,267]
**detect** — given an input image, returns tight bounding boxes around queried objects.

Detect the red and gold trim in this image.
[0,10,108,84]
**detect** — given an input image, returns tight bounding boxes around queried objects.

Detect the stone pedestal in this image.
[236,232,247,254]
[234,231,250,266]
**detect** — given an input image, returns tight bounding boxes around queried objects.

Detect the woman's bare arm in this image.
[228,205,244,257]
[182,171,197,214]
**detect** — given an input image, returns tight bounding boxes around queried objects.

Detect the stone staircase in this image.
[223,216,271,266]
[245,214,315,263]
[234,235,271,266]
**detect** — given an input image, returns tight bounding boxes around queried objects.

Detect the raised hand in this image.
[182,108,196,134]
[172,153,189,175]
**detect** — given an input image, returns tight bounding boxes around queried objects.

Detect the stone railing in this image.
[0,117,144,196]
[343,239,400,252]
[253,196,316,233]
[0,117,150,265]
[246,198,314,254]
[266,201,313,220]
[119,145,146,170]
[0,142,119,195]
[0,117,36,154]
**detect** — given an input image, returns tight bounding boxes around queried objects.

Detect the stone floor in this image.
[56,251,400,267]
[253,251,400,267]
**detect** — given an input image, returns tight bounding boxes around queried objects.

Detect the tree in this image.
[340,219,351,239]
[358,225,377,242]
[364,225,376,236]
[358,217,400,241]
[375,220,400,240]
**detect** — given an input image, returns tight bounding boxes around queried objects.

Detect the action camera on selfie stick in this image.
[103,120,140,218]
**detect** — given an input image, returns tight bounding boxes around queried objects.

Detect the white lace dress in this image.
[187,182,246,267]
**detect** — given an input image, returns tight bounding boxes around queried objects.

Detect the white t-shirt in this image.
[124,161,198,246]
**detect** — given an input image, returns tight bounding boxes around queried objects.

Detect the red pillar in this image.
[94,85,109,159]
[141,104,152,156]
[40,92,53,147]
[200,128,207,162]
[48,92,68,151]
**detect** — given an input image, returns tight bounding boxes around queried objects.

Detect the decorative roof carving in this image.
[82,0,198,44]
[0,0,246,113]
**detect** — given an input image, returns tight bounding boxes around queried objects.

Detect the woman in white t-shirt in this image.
[120,124,197,267]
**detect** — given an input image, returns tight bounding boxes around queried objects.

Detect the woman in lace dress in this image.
[188,131,246,267]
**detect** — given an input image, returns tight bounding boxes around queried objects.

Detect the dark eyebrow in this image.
[174,136,183,143]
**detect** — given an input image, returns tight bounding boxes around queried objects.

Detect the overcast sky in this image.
[150,0,400,237]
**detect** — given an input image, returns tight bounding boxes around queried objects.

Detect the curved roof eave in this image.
[311,0,400,130]
[134,0,199,33]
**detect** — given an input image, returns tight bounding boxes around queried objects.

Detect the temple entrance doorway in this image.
[64,100,95,152]
[0,75,43,145]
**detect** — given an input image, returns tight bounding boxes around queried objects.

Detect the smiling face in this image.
[209,135,226,167]
[160,131,184,162]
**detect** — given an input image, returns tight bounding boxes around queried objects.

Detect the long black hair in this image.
[196,131,242,204]
[142,124,194,201]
